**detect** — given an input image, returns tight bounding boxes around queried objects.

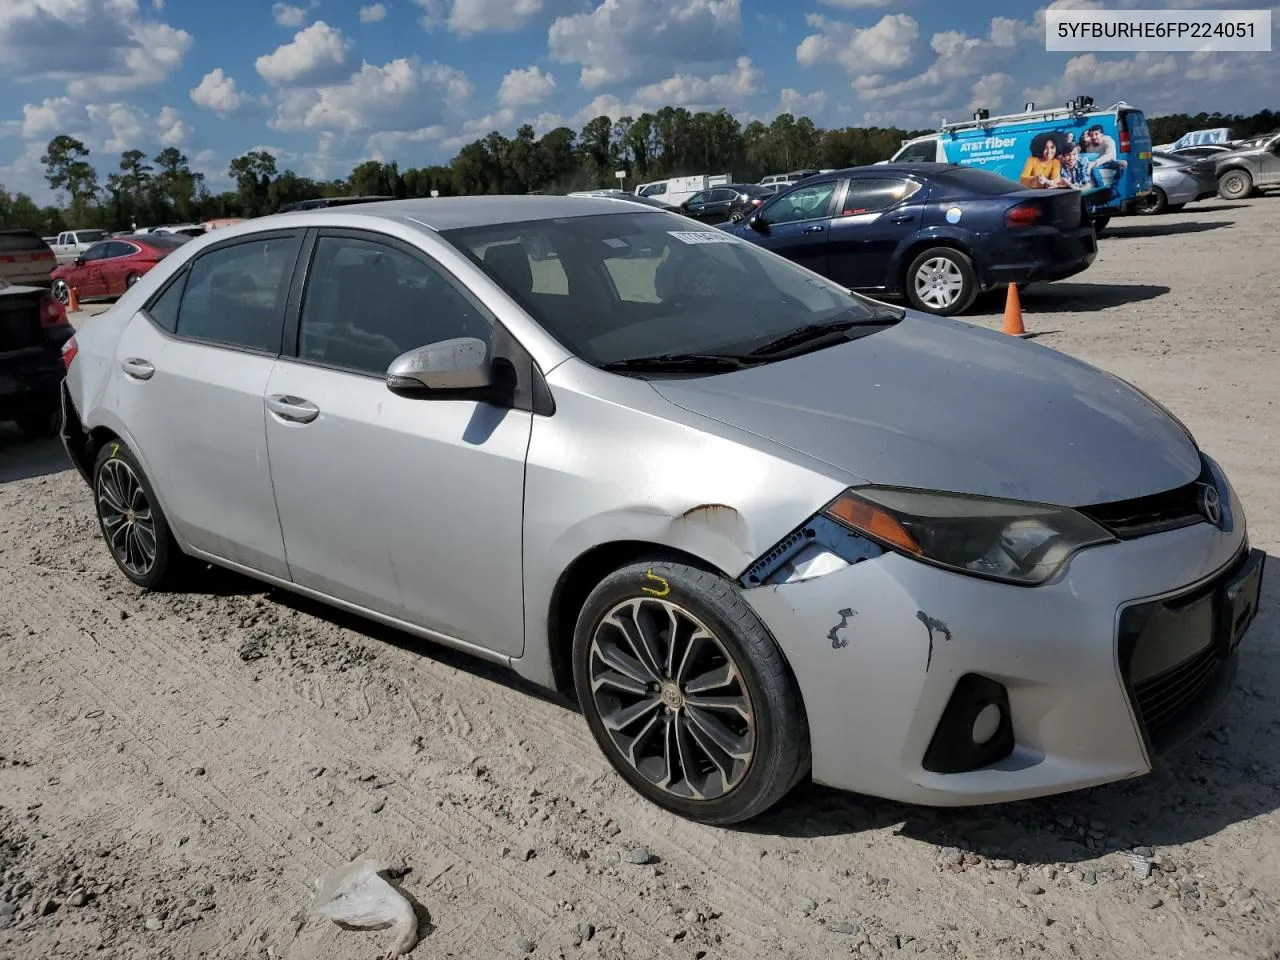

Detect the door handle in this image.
[889,213,915,223]
[121,358,154,380]
[803,224,826,234]
[266,394,320,424]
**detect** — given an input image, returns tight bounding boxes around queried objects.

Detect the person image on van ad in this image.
[1020,132,1064,188]
[1081,123,1127,189]
[1057,141,1088,188]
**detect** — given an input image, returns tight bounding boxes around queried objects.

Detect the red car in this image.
[50,233,190,304]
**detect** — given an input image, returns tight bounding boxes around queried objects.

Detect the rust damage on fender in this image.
[671,502,754,556]
[679,503,740,523]
[917,611,953,672]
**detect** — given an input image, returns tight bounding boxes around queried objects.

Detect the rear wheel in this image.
[572,560,810,825]
[1137,188,1167,215]
[51,279,70,305]
[125,272,141,288]
[1218,169,1253,200]
[92,439,188,590]
[904,247,977,316]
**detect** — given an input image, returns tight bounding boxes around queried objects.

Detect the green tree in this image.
[229,150,278,216]
[42,135,99,221]
[153,147,204,221]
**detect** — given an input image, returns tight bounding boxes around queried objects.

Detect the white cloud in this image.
[190,68,247,116]
[778,88,827,118]
[817,0,898,7]
[797,13,918,75]
[256,21,352,86]
[550,0,744,90]
[415,0,579,34]
[269,56,474,138]
[968,73,1013,113]
[0,2,194,98]
[634,56,760,109]
[532,111,569,133]
[572,93,642,125]
[21,96,80,140]
[272,3,308,27]
[463,107,517,134]
[85,102,148,153]
[497,65,557,107]
[359,3,387,23]
[156,105,192,147]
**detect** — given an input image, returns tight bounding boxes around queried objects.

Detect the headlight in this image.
[823,487,1116,586]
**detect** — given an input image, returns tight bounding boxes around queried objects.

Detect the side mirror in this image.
[748,214,769,234]
[386,338,492,396]
[74,256,85,267]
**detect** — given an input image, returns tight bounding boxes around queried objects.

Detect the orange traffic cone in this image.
[67,285,80,312]
[1001,283,1029,337]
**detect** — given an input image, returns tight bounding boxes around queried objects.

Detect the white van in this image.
[634,174,732,208]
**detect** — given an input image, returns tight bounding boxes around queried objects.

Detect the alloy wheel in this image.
[587,597,755,801]
[913,256,965,310]
[51,279,70,305]
[97,458,158,578]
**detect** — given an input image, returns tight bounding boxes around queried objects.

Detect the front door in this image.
[748,179,840,275]
[111,229,304,578]
[826,177,925,290]
[263,229,531,656]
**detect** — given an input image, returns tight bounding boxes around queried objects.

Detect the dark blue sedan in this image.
[723,163,1098,315]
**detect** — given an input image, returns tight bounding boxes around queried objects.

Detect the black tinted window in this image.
[146,271,188,332]
[175,235,299,351]
[81,243,111,262]
[897,139,937,162]
[297,235,492,375]
[840,178,922,215]
[0,231,46,252]
[147,234,190,248]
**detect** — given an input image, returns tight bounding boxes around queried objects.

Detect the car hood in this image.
[650,314,1202,507]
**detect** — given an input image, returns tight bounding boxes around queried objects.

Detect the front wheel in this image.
[572,561,810,825]
[904,247,977,316]
[1218,169,1253,200]
[92,439,188,590]
[1137,188,1167,215]
[728,210,745,223]
[51,279,70,305]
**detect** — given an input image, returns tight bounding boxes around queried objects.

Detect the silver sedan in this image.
[1138,151,1218,214]
[60,197,1265,824]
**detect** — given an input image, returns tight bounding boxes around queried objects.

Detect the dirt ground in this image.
[2,198,1278,960]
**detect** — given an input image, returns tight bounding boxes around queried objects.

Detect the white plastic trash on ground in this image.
[313,857,419,957]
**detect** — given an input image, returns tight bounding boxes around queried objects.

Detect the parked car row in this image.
[55,194,1265,825]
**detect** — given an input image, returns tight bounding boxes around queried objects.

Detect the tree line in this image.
[2,105,1276,236]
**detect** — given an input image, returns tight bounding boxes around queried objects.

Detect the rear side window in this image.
[840,178,922,215]
[0,231,47,252]
[175,234,300,352]
[146,271,188,333]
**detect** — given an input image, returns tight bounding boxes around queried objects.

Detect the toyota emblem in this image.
[1200,483,1223,528]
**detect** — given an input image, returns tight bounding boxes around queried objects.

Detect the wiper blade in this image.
[600,353,753,372]
[747,309,902,357]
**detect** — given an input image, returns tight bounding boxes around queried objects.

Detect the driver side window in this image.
[763,181,838,225]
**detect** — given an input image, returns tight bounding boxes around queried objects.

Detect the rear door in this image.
[826,176,926,290]
[1119,109,1154,198]
[112,229,304,577]
[749,179,841,274]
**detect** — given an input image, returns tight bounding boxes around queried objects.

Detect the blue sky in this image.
[2,0,1277,202]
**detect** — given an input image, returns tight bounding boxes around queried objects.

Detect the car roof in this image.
[787,163,956,186]
[254,194,662,232]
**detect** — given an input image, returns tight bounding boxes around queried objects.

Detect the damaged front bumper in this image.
[740,472,1260,807]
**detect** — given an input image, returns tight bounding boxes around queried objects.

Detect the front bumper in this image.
[741,466,1260,806]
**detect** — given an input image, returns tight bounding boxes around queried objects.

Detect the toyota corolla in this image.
[60,197,1264,824]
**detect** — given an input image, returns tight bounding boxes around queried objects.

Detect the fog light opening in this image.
[971,703,1002,746]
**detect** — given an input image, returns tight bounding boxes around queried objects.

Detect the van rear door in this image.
[1119,108,1154,196]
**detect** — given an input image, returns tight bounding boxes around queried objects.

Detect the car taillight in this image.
[1119,121,1131,154]
[751,197,764,206]
[1005,203,1041,228]
[34,250,55,261]
[39,290,67,327]
[61,334,78,371]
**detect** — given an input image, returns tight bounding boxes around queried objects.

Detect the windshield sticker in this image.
[945,206,963,223]
[668,230,740,245]
[602,237,629,248]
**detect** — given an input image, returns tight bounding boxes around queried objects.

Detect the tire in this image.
[1218,168,1253,200]
[15,407,60,439]
[903,246,977,316]
[51,279,70,306]
[91,439,188,590]
[728,210,745,223]
[572,560,811,825]
[125,273,141,288]
[1166,203,1186,213]
[1091,216,1111,234]
[1137,187,1167,215]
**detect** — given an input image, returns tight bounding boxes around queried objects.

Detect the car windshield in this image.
[440,211,887,367]
[145,234,190,248]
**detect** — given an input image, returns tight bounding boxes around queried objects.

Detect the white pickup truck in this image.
[49,229,111,264]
